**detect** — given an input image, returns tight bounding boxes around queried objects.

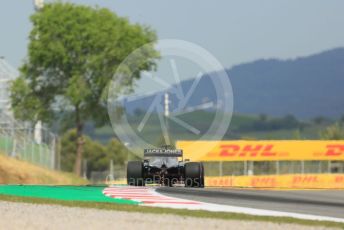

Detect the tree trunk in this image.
[74,106,84,176]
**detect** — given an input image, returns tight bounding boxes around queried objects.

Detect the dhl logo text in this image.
[251,177,276,187]
[324,145,344,156]
[217,144,277,157]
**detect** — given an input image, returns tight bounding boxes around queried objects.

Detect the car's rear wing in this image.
[144,149,183,157]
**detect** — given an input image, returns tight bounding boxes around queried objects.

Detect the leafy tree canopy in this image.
[11,2,158,124]
[10,2,159,175]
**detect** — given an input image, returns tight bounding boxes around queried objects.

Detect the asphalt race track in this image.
[157,187,344,218]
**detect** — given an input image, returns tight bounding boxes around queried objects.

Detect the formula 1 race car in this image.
[127,146,204,187]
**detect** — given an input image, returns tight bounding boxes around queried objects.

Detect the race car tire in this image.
[200,162,205,188]
[185,162,203,188]
[127,161,145,186]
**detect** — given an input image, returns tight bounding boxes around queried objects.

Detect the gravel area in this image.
[0,201,337,230]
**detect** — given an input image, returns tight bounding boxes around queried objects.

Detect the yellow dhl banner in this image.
[176,140,344,161]
[205,174,344,189]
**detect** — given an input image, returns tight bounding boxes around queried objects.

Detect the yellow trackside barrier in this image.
[177,140,344,161]
[205,174,344,189]
[106,175,344,189]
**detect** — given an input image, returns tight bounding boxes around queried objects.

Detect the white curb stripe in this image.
[103,186,201,205]
[104,186,344,223]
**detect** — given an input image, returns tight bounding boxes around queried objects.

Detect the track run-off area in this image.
[0,185,344,223]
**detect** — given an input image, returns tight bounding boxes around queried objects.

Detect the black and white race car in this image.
[127,146,204,188]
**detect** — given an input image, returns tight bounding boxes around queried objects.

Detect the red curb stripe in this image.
[103,187,201,206]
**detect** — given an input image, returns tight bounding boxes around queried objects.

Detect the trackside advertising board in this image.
[176,141,344,161]
[205,174,344,188]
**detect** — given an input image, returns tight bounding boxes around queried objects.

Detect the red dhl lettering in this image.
[325,145,344,156]
[335,176,344,183]
[251,177,276,187]
[206,178,232,186]
[219,144,277,157]
[292,176,318,184]
[209,179,217,186]
[218,178,231,186]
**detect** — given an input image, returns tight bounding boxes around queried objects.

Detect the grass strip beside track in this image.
[0,185,138,205]
[0,192,343,229]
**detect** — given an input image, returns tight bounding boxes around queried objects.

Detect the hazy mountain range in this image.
[229,47,344,119]
[124,47,344,119]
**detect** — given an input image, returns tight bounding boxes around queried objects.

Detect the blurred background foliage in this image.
[60,129,137,177]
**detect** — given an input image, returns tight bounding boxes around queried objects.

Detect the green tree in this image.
[320,123,344,140]
[258,113,267,122]
[60,129,79,172]
[340,114,344,124]
[292,129,302,140]
[62,130,109,176]
[313,116,325,125]
[10,2,159,175]
[60,129,134,176]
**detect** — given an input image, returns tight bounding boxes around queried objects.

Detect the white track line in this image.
[103,186,344,223]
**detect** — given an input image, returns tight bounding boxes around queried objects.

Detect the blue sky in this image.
[1,0,344,69]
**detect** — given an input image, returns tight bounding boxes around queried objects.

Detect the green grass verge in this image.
[0,185,137,205]
[0,194,343,229]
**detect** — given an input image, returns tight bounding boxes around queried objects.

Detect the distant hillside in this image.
[229,48,344,118]
[123,47,344,119]
[91,112,333,143]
